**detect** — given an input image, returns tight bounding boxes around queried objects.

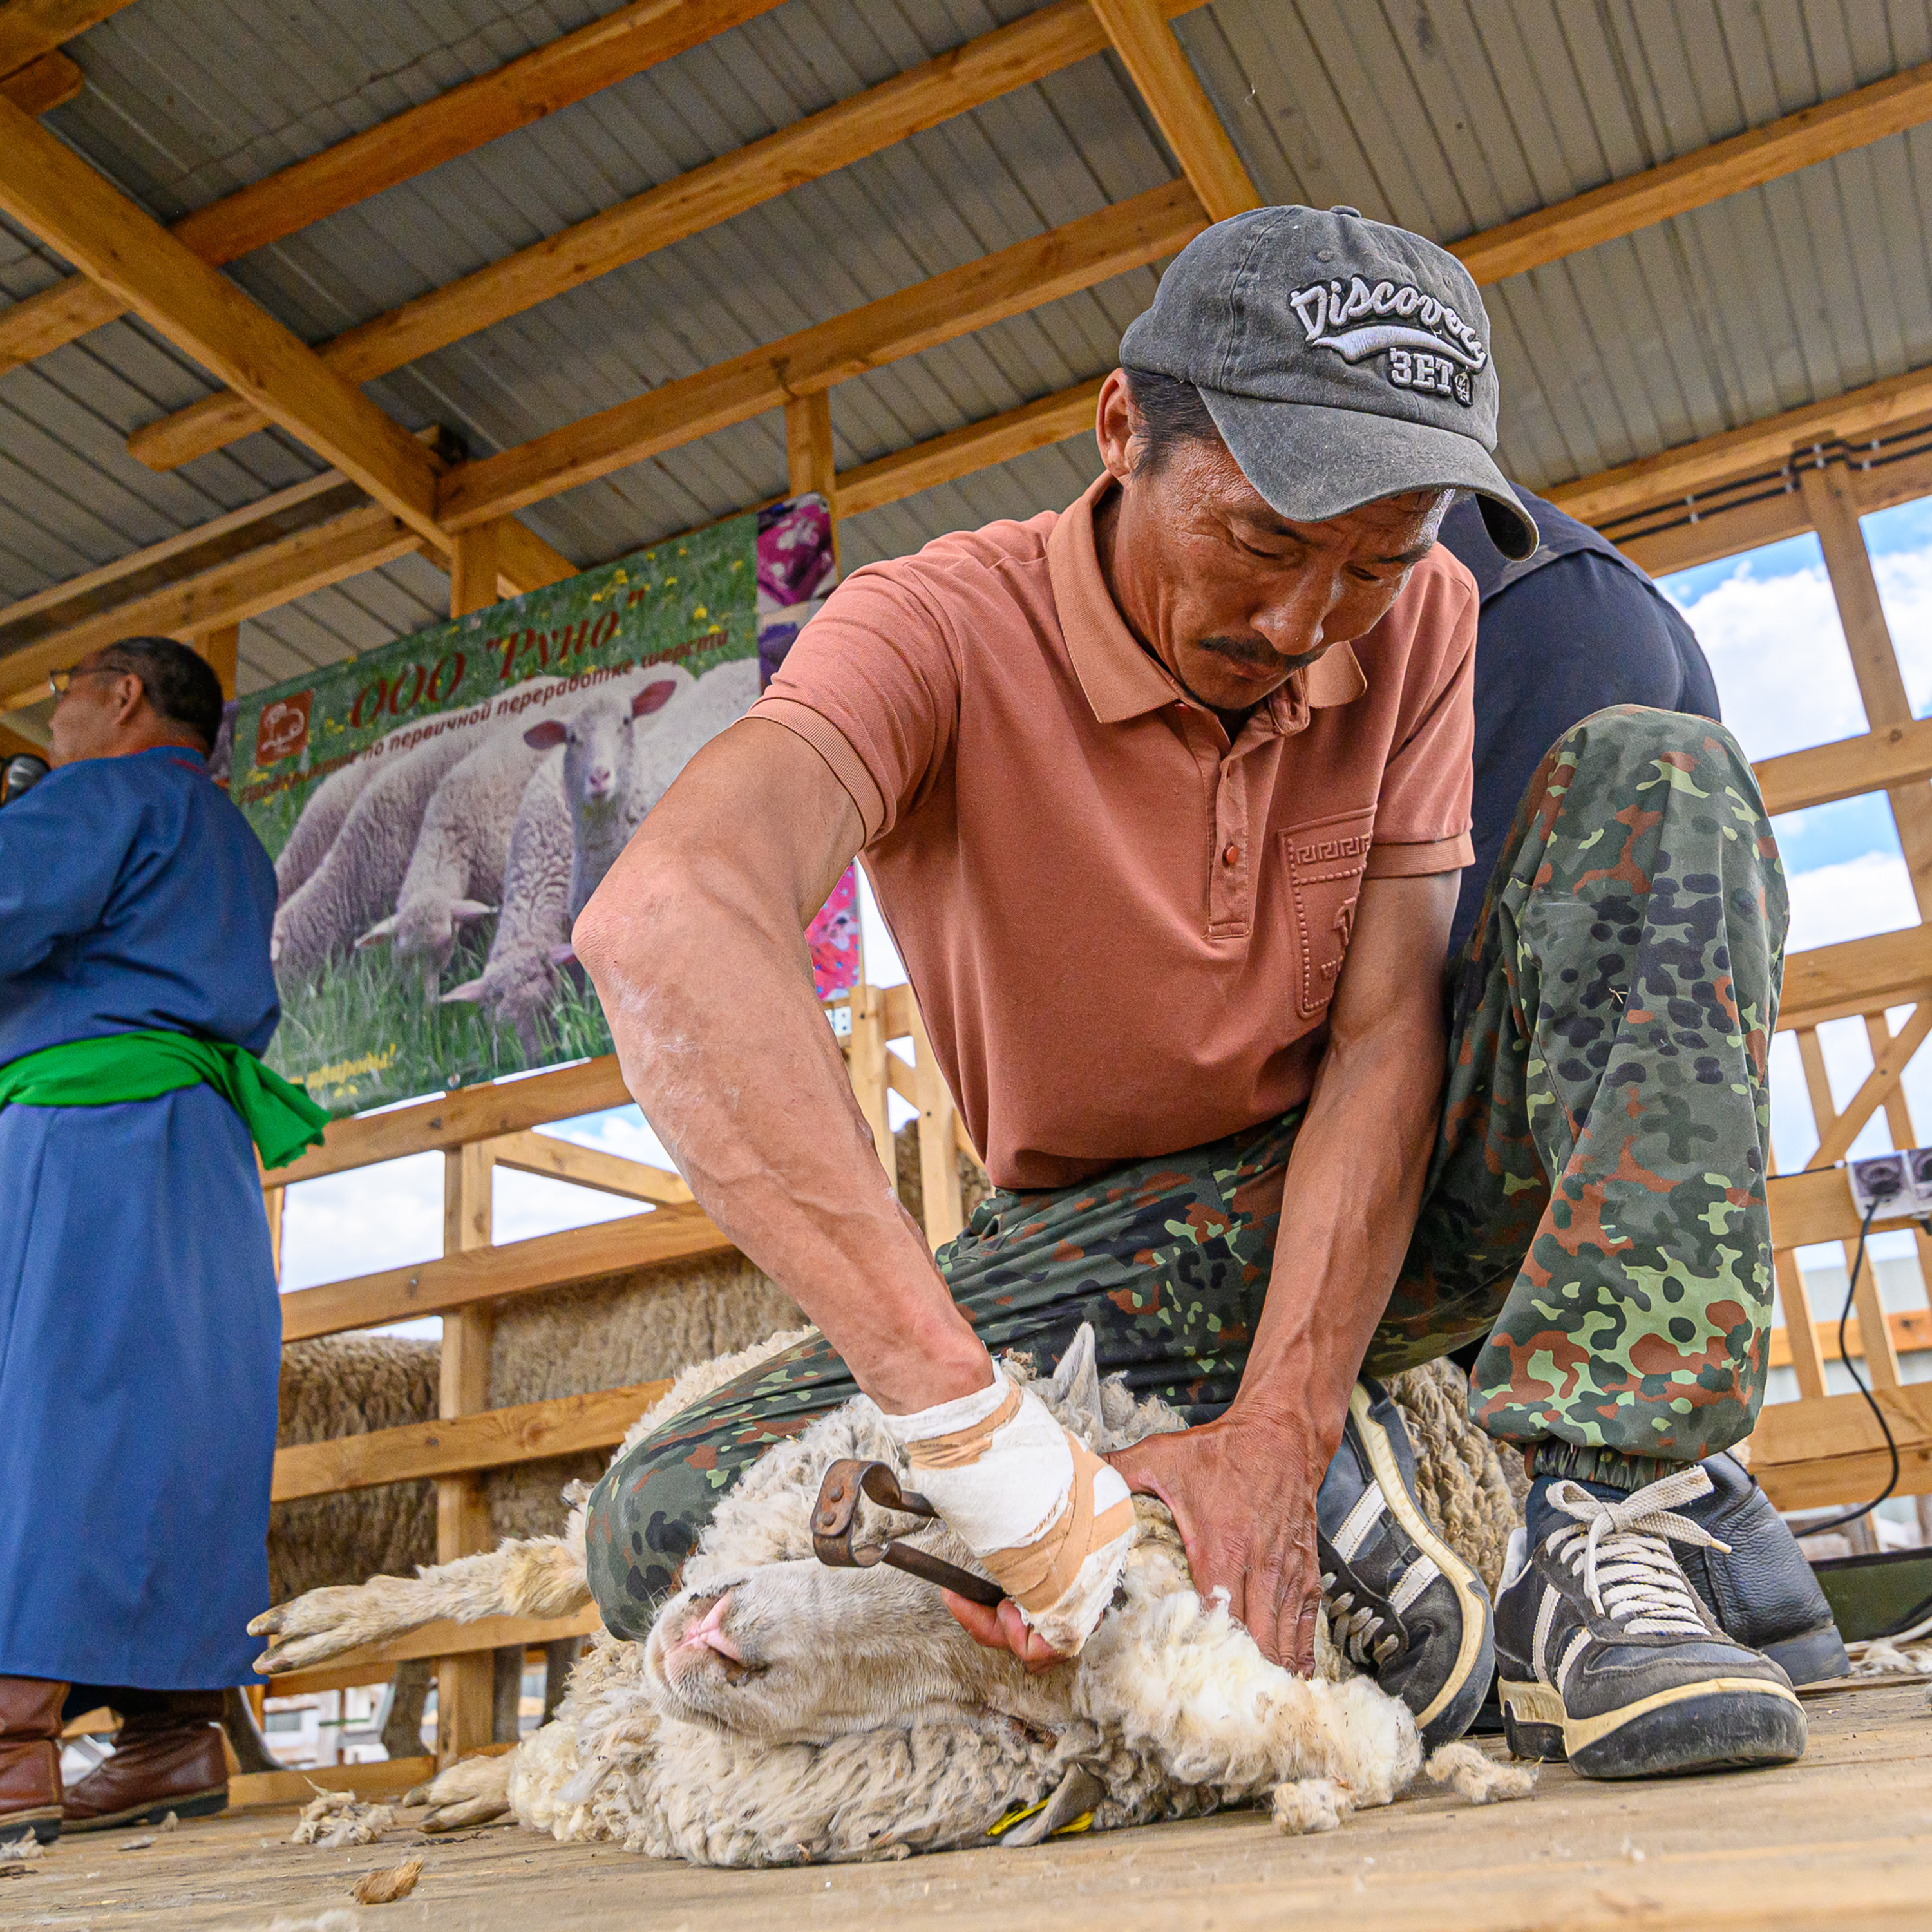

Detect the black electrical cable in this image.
[1796,1197,1903,1537]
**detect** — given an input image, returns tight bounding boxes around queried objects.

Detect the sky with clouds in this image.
[280,500,1932,1328]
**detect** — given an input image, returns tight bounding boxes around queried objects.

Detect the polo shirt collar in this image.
[1046,475,1366,731]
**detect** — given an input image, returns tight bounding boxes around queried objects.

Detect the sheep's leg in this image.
[250,1535,590,1675]
[381,1660,433,1761]
[404,1752,516,1832]
[221,1688,282,1776]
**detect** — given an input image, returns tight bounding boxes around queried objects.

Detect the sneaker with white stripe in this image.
[1315,1379,1495,1750]
[1493,1468,1807,1779]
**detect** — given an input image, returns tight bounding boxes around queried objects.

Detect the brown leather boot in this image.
[62,1693,227,1833]
[0,1675,67,1847]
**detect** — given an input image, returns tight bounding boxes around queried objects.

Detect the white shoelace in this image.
[1543,1468,1733,1636]
[1321,1571,1401,1667]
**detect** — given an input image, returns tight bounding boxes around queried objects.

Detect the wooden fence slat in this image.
[272,1378,674,1500]
[1806,1003,1932,1168]
[1750,1380,1932,1510]
[1769,1306,1932,1370]
[486,1128,692,1204]
[276,1204,732,1341]
[1778,925,1932,1032]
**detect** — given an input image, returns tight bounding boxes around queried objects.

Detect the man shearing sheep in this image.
[573,209,1802,1781]
[0,638,325,1846]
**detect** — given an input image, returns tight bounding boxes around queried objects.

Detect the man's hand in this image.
[1106,1414,1328,1674]
[940,1591,1066,1672]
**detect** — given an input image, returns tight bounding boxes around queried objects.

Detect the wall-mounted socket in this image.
[1846,1148,1932,1216]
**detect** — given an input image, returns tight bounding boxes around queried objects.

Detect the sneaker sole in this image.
[0,1806,61,1847]
[63,1786,227,1833]
[1498,1675,1806,1779]
[1347,1382,1495,1743]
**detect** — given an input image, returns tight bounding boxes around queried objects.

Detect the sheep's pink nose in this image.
[585,764,612,792]
[672,1593,742,1665]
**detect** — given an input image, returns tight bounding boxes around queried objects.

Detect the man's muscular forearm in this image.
[572,719,990,1415]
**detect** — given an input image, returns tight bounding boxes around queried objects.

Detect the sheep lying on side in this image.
[253,1329,1530,1866]
[251,1252,805,1764]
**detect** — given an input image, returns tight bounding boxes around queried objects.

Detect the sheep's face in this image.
[645,1550,1074,1745]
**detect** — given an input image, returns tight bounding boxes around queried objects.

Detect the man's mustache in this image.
[1195,636,1326,676]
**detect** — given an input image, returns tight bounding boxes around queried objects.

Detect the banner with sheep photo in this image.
[229,495,849,1116]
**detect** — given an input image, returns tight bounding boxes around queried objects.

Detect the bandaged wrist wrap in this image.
[881,1372,1136,1653]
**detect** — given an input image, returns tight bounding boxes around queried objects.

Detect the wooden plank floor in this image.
[8,1679,1929,1931]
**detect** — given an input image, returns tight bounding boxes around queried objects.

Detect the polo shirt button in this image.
[1222,843,1240,866]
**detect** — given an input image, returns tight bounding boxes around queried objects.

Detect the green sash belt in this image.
[0,1030,330,1170]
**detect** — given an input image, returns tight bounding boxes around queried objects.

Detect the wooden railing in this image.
[261,980,970,1759]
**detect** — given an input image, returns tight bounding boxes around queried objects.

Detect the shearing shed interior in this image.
[5,1,1932,1927]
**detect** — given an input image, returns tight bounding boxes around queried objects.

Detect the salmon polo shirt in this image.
[749,473,1479,1192]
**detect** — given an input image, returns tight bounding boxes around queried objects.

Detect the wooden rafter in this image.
[120,17,1932,482]
[0,95,444,544]
[126,0,1179,473]
[0,504,422,710]
[438,180,1204,527]
[0,0,788,374]
[0,0,126,75]
[1091,0,1256,222]
[0,49,77,114]
[1457,57,1932,285]
[1757,717,1932,819]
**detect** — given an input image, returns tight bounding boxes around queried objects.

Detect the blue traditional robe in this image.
[0,746,281,1688]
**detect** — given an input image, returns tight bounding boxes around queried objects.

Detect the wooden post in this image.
[784,390,839,573]
[1864,1010,1932,1327]
[435,1139,496,1763]
[846,983,893,1173]
[907,990,963,1249]
[449,519,505,620]
[191,622,239,699]
[1799,461,1932,920]
[263,1183,285,1284]
[1795,1028,1903,1389]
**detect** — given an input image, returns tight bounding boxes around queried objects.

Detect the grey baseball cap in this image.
[1119,205,1537,560]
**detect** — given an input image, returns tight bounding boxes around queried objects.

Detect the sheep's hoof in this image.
[997,1764,1106,1849]
[404,1754,515,1833]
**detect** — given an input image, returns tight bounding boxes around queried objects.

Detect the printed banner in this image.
[228,497,838,1114]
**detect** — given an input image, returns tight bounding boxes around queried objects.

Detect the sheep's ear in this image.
[354,915,399,950]
[450,900,496,923]
[631,679,677,718]
[524,719,567,749]
[440,979,487,1004]
[1048,1324,1103,1432]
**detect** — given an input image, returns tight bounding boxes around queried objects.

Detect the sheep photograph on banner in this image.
[227,496,842,1115]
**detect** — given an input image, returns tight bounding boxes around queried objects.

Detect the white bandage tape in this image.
[882,1371,1136,1653]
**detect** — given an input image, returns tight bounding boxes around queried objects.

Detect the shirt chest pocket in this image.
[1278,808,1375,1021]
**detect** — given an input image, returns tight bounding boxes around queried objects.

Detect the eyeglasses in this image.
[47,663,116,699]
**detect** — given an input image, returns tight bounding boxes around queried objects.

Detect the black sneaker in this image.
[1495,1468,1807,1779]
[1316,1379,1495,1749]
[1677,1452,1850,1686]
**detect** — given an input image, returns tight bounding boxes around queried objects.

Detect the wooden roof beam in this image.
[1457,56,1932,284]
[0,93,446,545]
[0,0,126,75]
[127,0,1197,474]
[1,50,80,115]
[0,504,423,710]
[1091,0,1257,222]
[0,0,786,374]
[437,179,1206,527]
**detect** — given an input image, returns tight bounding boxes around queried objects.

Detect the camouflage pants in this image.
[586,707,1786,1636]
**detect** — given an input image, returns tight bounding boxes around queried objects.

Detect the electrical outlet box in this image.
[1847,1151,1924,1213]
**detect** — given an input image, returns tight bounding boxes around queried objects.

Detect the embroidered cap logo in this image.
[1287,275,1487,406]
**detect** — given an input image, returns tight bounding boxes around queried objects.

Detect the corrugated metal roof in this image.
[1,0,1928,691]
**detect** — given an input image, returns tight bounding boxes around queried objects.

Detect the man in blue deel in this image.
[0,637,325,1846]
